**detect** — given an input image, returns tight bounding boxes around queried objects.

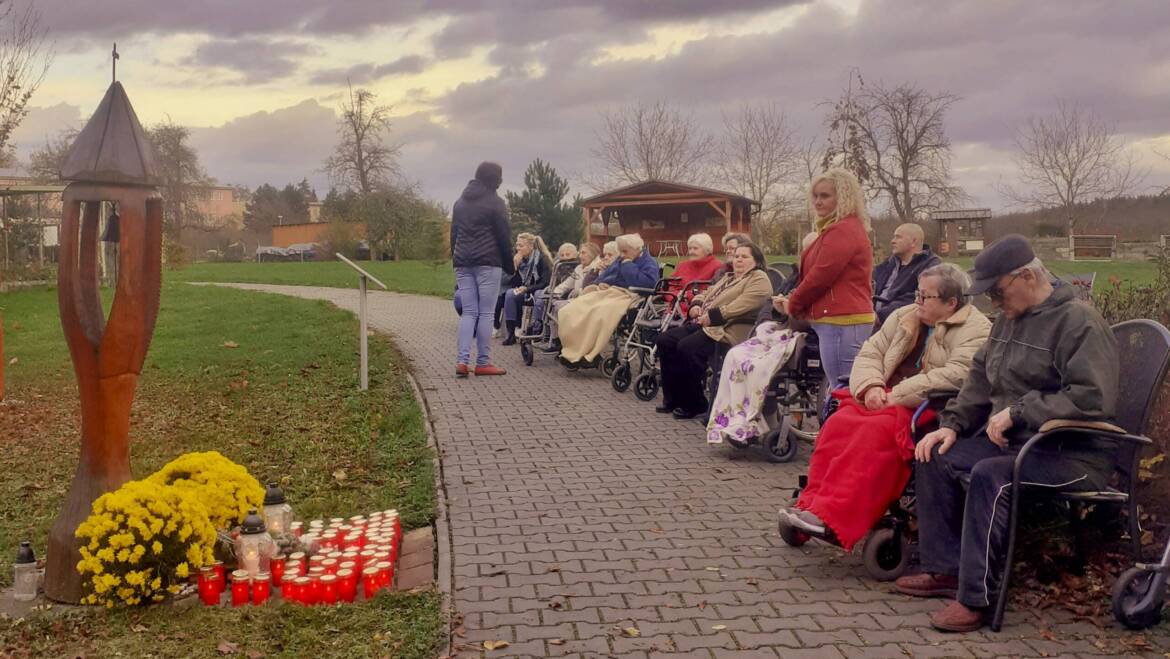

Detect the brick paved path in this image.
[215,284,1166,658]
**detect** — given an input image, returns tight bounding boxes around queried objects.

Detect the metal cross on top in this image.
[111,42,119,82]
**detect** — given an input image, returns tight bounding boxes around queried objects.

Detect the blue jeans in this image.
[503,287,531,324]
[810,321,871,402]
[456,266,503,366]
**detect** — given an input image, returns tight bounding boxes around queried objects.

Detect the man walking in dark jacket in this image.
[895,234,1120,632]
[873,223,941,324]
[451,162,514,378]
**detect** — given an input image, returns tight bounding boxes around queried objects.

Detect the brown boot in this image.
[474,364,507,376]
[894,572,959,599]
[930,600,986,632]
[455,363,469,378]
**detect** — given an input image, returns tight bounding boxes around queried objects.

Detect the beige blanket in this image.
[558,287,639,362]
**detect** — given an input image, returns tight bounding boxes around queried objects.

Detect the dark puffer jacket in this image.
[872,248,942,324]
[451,179,515,274]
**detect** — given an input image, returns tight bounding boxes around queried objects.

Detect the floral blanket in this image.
[706,322,800,445]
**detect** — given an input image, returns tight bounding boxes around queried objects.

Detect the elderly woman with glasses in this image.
[776,263,991,552]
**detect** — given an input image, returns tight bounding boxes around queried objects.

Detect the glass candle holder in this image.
[309,575,323,606]
[359,549,376,570]
[284,560,302,581]
[338,560,356,575]
[330,517,344,526]
[320,574,339,605]
[290,521,304,537]
[293,577,312,605]
[198,567,221,606]
[281,576,299,603]
[252,572,271,605]
[321,558,338,575]
[211,561,226,591]
[337,569,357,603]
[270,555,286,587]
[362,567,380,599]
[230,570,251,607]
[309,555,326,569]
[375,561,393,589]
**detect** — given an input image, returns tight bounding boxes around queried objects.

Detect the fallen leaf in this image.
[704,566,720,571]
[333,469,347,482]
[130,624,148,633]
[7,357,16,365]
[622,627,641,638]
[483,640,510,651]
[453,627,466,638]
[711,625,727,631]
[221,341,239,349]
[549,639,566,646]
[745,578,759,586]
[697,601,707,610]
[246,651,266,659]
[548,600,564,610]
[546,565,561,573]
[216,640,239,655]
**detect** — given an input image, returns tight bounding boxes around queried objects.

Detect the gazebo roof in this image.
[60,81,160,186]
[582,180,759,207]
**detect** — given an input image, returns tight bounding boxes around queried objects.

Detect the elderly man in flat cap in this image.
[894,234,1120,632]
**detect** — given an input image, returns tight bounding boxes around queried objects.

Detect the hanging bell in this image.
[101,209,120,243]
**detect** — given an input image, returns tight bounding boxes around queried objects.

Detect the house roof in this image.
[582,180,759,206]
[60,82,161,186]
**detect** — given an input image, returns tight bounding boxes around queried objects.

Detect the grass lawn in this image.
[0,283,443,658]
[171,254,1161,296]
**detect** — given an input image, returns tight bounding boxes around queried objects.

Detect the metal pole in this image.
[359,274,369,391]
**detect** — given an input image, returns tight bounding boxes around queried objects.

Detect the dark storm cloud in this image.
[35,0,806,40]
[186,37,316,84]
[308,56,429,86]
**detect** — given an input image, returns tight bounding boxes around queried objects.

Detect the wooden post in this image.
[0,312,5,402]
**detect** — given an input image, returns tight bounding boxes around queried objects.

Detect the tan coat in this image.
[691,269,773,346]
[849,303,992,408]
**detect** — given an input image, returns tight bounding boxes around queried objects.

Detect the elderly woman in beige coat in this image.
[778,263,991,551]
[656,242,773,419]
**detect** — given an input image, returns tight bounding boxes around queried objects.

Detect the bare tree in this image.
[147,120,212,242]
[826,79,963,221]
[0,1,50,159]
[1003,100,1146,232]
[715,103,801,242]
[587,101,714,189]
[324,83,401,194]
[27,127,76,183]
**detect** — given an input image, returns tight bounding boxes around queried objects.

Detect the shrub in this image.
[75,479,217,607]
[1090,251,1170,327]
[147,451,264,530]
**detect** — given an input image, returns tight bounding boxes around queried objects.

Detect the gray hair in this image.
[602,240,618,257]
[1010,256,1051,279]
[920,263,971,307]
[615,233,645,253]
[721,232,750,248]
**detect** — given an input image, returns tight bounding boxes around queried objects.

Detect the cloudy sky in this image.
[13,0,1170,212]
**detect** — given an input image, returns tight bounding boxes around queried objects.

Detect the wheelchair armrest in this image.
[628,286,656,296]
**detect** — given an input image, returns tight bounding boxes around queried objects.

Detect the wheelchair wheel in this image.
[861,527,910,582]
[611,361,632,392]
[778,516,810,547]
[520,342,533,366]
[762,424,799,463]
[1112,566,1164,630]
[601,355,618,378]
[634,372,659,401]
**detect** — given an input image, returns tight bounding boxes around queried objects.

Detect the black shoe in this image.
[502,321,517,345]
[672,407,703,420]
[655,404,674,414]
[541,340,561,354]
[501,334,517,346]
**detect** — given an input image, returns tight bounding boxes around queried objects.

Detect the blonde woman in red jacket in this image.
[775,168,875,404]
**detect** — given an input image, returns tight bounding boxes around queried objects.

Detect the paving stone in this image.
[221,283,1170,659]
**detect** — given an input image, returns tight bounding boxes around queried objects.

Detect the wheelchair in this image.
[776,391,953,581]
[515,258,578,366]
[611,277,712,400]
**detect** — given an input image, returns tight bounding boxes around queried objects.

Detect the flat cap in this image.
[967,234,1035,295]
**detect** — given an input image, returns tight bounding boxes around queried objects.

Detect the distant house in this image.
[192,184,246,230]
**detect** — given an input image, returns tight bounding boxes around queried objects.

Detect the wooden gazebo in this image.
[930,208,991,257]
[581,181,757,257]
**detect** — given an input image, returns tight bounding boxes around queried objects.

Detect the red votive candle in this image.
[338,560,356,576]
[320,574,339,605]
[211,561,226,592]
[281,576,299,603]
[337,568,357,603]
[290,521,304,537]
[252,572,271,605]
[322,558,338,575]
[309,554,326,569]
[270,555,286,586]
[293,576,312,605]
[310,575,324,605]
[198,567,221,606]
[375,561,393,589]
[362,567,380,599]
[359,549,376,570]
[230,570,251,607]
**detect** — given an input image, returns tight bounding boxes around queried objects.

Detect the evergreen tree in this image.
[505,158,582,251]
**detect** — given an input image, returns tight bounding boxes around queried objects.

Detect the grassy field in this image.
[0,283,443,658]
[171,254,1161,294]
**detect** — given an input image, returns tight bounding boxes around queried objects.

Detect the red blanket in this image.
[796,389,935,551]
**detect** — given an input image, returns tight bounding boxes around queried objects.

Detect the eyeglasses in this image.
[987,273,1023,301]
[915,292,943,303]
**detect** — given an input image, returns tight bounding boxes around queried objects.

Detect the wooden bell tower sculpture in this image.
[44,80,163,603]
